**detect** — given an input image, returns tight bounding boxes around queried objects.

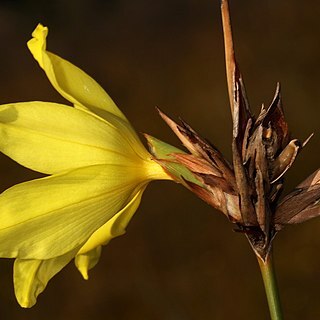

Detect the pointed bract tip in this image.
[155,107,171,123]
[302,132,314,148]
[157,108,181,133]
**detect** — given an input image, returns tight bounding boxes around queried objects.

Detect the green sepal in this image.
[145,134,204,187]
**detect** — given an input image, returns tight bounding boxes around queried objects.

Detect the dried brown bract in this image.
[150,0,319,261]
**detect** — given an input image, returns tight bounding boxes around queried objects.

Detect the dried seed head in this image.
[147,0,319,261]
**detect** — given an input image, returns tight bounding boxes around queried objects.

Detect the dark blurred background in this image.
[0,0,319,319]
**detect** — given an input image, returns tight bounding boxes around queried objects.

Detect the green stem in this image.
[257,251,284,320]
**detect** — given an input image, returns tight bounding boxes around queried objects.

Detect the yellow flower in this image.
[0,24,170,308]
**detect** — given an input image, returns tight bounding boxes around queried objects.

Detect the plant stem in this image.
[257,250,284,320]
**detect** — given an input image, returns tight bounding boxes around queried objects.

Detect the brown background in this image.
[0,0,319,319]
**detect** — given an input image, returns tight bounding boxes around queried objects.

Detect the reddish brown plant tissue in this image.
[150,0,319,261]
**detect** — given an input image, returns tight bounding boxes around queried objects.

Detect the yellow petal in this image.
[14,251,75,308]
[27,24,126,121]
[0,102,138,174]
[26,24,157,163]
[0,163,153,260]
[77,186,144,255]
[74,246,101,280]
[85,108,154,161]
[75,187,144,279]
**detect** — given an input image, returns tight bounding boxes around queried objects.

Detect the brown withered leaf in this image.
[156,108,200,157]
[158,109,237,191]
[183,179,241,222]
[171,153,238,194]
[261,83,289,150]
[253,126,271,237]
[199,173,237,195]
[230,71,257,226]
[179,119,230,169]
[270,133,313,184]
[270,139,301,183]
[233,74,252,148]
[158,109,226,166]
[274,169,320,228]
[221,0,258,227]
[232,141,257,226]
[221,0,252,138]
[172,153,221,176]
[229,63,257,226]
[183,180,225,211]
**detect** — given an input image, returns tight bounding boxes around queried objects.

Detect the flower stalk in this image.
[257,250,283,320]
